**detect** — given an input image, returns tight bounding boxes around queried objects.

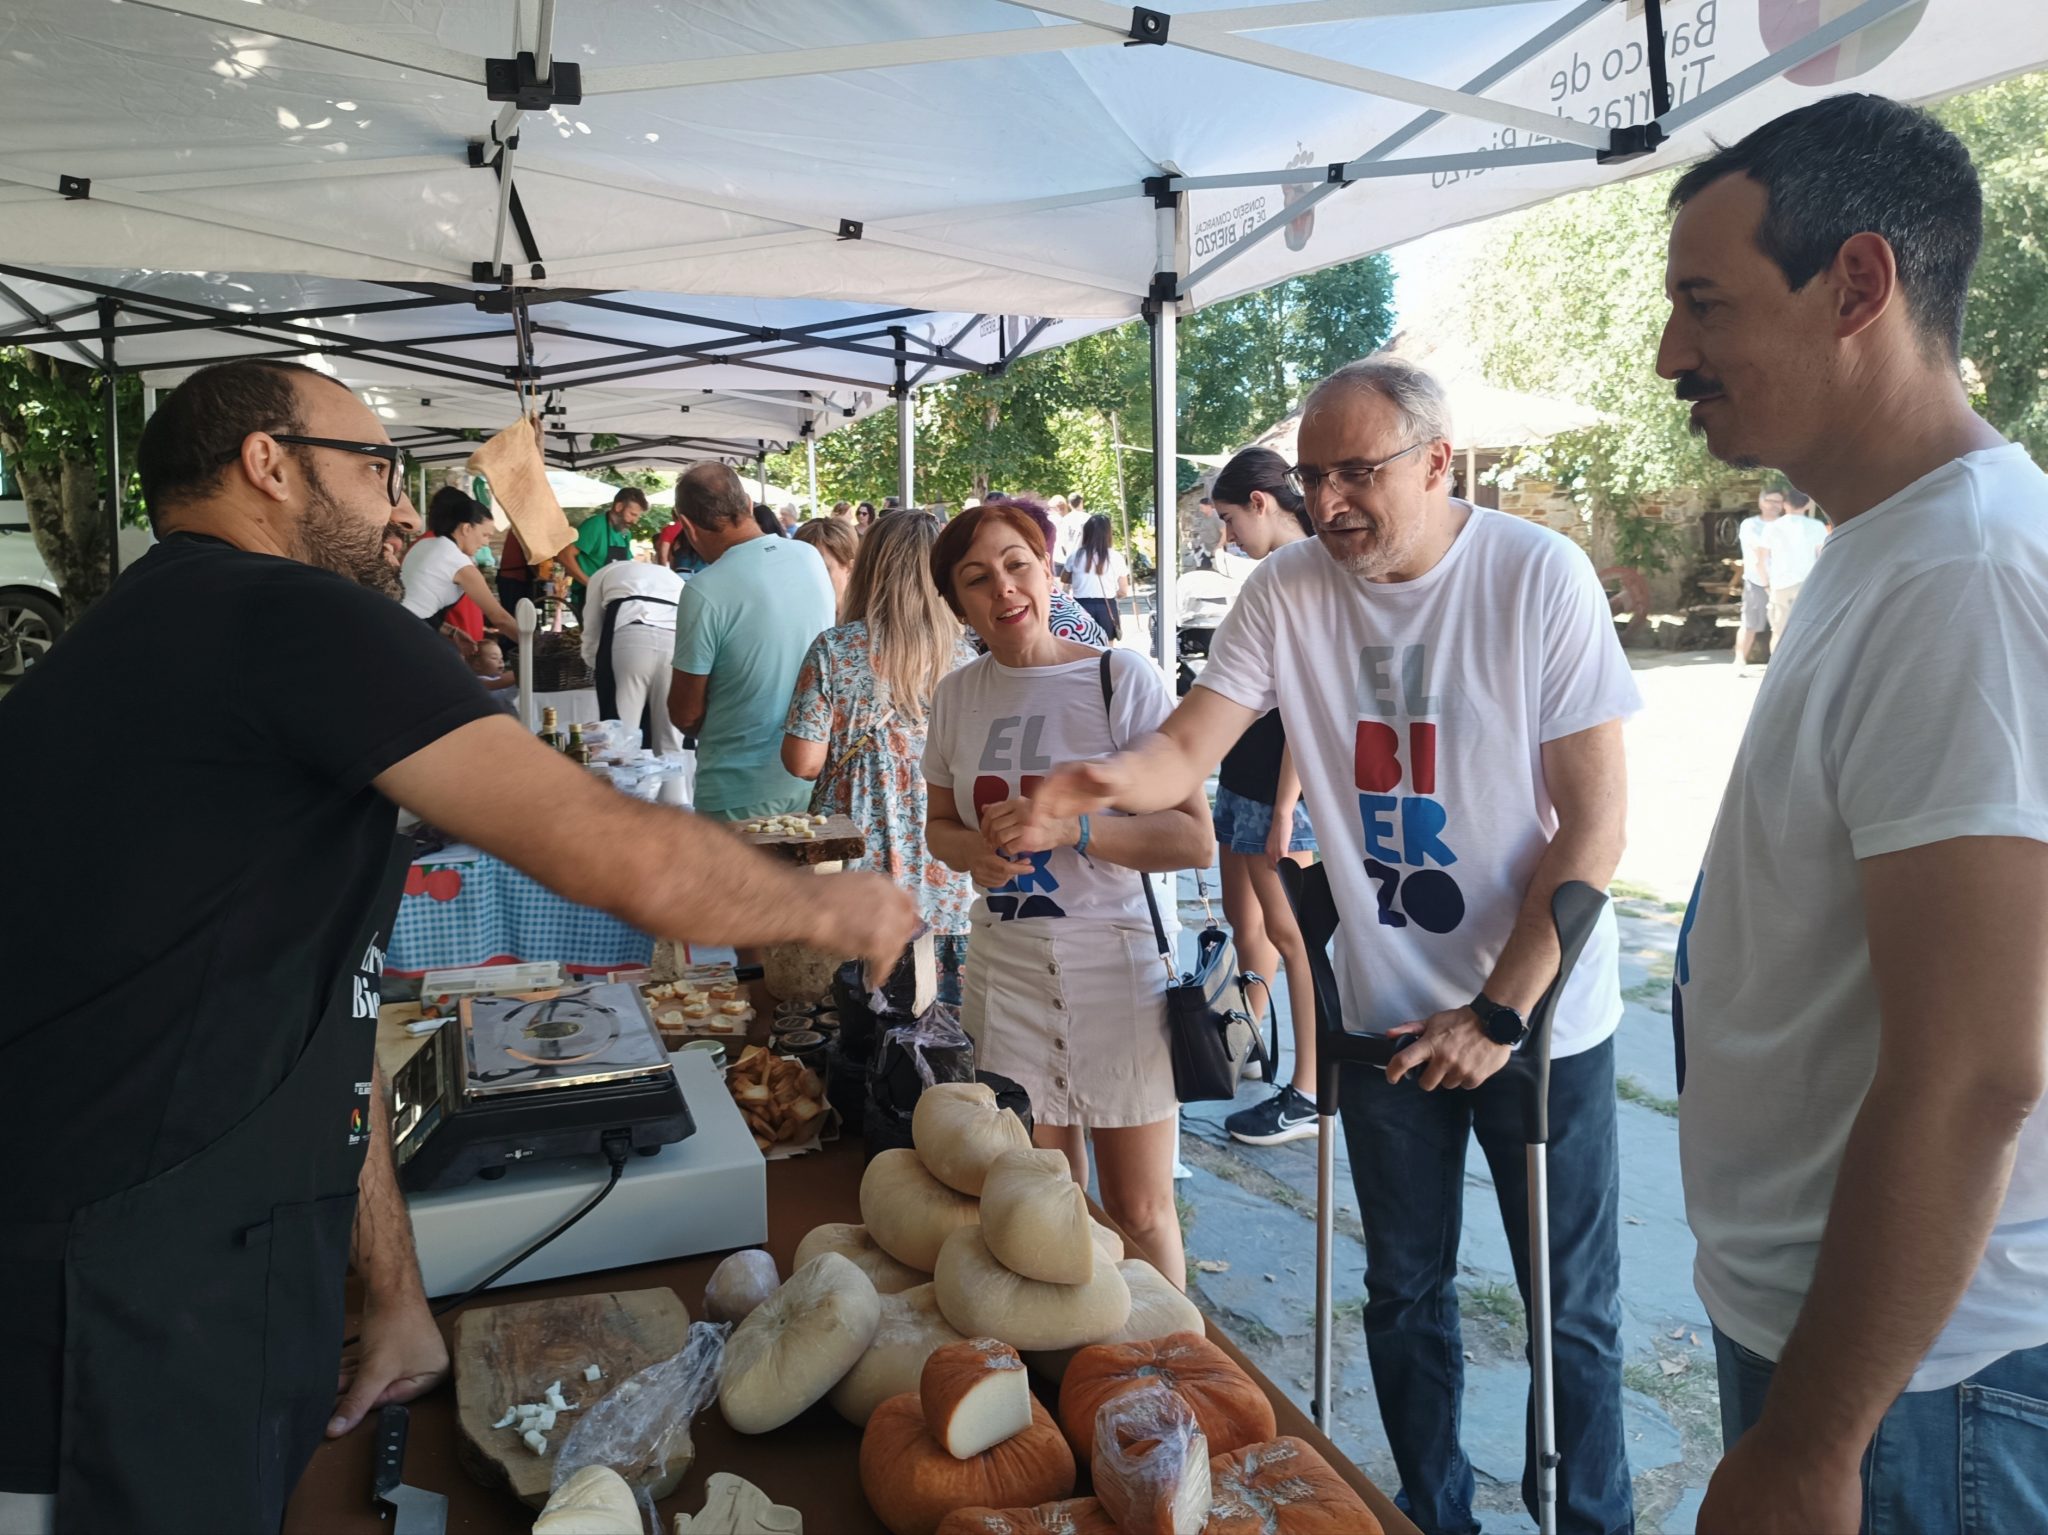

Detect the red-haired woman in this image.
[922,501,1213,1283]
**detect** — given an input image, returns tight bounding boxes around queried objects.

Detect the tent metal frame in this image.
[6,0,1930,670]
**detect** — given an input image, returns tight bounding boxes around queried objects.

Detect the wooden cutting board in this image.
[453,1287,693,1509]
[738,813,866,865]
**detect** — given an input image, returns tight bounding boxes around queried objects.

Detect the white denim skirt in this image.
[960,913,1177,1130]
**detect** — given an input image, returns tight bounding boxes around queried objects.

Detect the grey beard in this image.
[292,466,403,598]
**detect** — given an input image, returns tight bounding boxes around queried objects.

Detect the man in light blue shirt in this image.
[667,462,837,820]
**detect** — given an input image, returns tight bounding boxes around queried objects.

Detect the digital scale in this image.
[391,982,694,1191]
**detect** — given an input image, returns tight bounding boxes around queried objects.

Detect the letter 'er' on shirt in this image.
[1195,505,1643,1055]
[1677,444,2048,1391]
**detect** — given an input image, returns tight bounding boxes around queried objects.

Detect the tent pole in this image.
[893,324,915,509]
[806,434,819,514]
[1146,188,1182,676]
[98,298,120,593]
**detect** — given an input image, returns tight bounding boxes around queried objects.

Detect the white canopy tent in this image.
[2,0,2042,674]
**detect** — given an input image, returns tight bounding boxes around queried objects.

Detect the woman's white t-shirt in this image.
[1068,549,1127,601]
[925,646,1171,925]
[398,536,474,619]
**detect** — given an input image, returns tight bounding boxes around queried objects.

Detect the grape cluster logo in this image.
[1353,644,1465,935]
[1760,0,1929,86]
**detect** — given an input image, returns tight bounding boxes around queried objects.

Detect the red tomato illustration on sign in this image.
[422,869,464,902]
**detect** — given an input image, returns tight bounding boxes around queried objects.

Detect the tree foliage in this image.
[0,350,140,620]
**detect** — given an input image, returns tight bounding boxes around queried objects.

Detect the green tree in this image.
[0,351,140,621]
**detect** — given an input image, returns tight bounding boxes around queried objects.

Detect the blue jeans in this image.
[1716,1327,2048,1532]
[1341,1036,1631,1535]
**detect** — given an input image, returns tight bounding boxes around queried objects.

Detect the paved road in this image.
[1172,646,1762,1534]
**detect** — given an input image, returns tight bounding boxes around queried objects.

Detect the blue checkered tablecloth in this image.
[387,847,654,977]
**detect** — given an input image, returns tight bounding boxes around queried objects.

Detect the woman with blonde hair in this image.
[784,511,976,999]
[792,515,859,620]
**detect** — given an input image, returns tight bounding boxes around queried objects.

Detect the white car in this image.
[1,492,154,680]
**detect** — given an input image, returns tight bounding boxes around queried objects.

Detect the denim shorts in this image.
[1212,785,1317,856]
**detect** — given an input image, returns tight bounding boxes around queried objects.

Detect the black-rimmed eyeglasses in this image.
[270,434,405,507]
[1287,440,1427,500]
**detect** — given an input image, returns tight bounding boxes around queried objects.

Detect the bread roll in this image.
[1203,1437,1383,1535]
[861,1148,982,1271]
[829,1283,967,1427]
[703,1249,780,1324]
[1025,1259,1203,1383]
[794,1221,929,1295]
[933,1227,1130,1353]
[719,1252,881,1434]
[860,1392,1076,1535]
[1059,1332,1274,1463]
[921,1338,1033,1459]
[532,1465,639,1534]
[979,1150,1094,1286]
[912,1081,1032,1195]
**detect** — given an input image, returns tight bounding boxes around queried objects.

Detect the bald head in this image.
[676,461,753,531]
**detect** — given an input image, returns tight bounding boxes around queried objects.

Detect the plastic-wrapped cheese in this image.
[934,1498,1120,1535]
[1059,1332,1274,1462]
[794,1221,931,1295]
[532,1465,640,1534]
[1091,1383,1211,1535]
[860,1391,1076,1535]
[1201,1437,1383,1535]
[912,1081,1033,1195]
[718,1251,881,1434]
[861,1148,982,1271]
[1025,1259,1203,1383]
[933,1227,1129,1352]
[921,1338,1033,1459]
[703,1248,780,1324]
[979,1150,1094,1285]
[830,1283,967,1427]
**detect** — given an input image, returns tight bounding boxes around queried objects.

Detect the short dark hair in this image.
[137,358,340,526]
[1669,94,1981,359]
[929,501,1047,617]
[427,486,491,539]
[675,461,752,530]
[753,504,781,538]
[612,485,648,511]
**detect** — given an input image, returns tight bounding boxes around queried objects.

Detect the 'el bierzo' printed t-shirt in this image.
[924,646,1173,925]
[1676,443,2048,1391]
[1198,505,1641,1057]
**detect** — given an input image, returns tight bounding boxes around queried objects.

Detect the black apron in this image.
[27,839,411,1532]
[594,592,676,751]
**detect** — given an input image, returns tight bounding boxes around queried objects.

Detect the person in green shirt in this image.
[568,487,647,613]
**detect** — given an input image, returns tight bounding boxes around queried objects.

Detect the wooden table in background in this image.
[286,1135,1417,1535]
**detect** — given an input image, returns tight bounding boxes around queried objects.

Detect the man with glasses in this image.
[1029,355,1641,1535]
[0,359,919,1532]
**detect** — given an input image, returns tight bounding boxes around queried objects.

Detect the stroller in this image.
[1276,861,1609,1535]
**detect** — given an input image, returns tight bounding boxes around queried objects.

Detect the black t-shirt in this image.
[0,534,497,1487]
[1218,707,1288,803]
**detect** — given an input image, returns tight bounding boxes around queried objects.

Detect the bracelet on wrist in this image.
[1075,814,1092,859]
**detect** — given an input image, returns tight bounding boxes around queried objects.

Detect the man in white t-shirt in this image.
[1660,95,2048,1531]
[1756,497,1828,635]
[1734,487,1782,668]
[1031,357,1641,1535]
[581,554,685,754]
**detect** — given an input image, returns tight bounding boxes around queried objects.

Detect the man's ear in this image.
[1830,231,1900,343]
[239,432,296,505]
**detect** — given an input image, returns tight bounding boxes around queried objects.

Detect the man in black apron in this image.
[0,361,920,1532]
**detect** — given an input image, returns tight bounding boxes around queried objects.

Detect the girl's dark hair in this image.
[1078,513,1113,571]
[426,486,492,538]
[753,504,781,538]
[1211,447,1310,535]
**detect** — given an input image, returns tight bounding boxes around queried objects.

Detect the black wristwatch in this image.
[1470,991,1529,1047]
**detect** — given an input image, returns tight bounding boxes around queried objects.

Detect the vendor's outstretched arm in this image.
[1031,684,1260,821]
[1700,835,2048,1529]
[375,715,918,976]
[330,1061,446,1436]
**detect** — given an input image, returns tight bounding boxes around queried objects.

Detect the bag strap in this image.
[1098,650,1176,972]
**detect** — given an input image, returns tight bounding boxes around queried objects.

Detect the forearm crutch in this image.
[1277,861,1608,1535]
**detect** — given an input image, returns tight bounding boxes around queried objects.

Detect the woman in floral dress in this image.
[783,511,977,1000]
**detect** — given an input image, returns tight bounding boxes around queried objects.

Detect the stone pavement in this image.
[1165,647,1760,1534]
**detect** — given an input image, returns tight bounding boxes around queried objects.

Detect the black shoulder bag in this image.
[1096,650,1266,1102]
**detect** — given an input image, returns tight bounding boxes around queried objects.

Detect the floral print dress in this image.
[785,622,977,993]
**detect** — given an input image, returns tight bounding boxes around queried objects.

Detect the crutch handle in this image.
[1519,879,1610,1145]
